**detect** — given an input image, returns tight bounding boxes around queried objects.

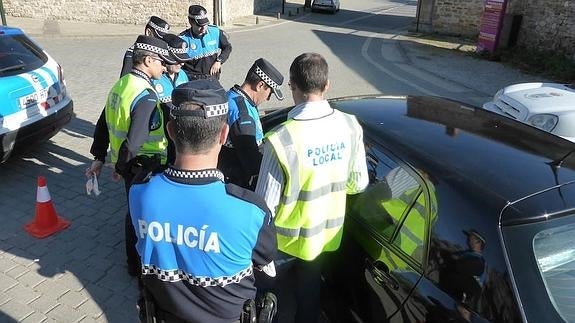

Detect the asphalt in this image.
[0,5,493,323]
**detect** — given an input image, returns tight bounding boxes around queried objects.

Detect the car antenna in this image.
[546,148,575,205]
[548,148,575,169]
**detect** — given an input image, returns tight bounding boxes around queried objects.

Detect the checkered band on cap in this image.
[254,66,280,89]
[165,168,225,182]
[171,102,228,119]
[189,12,209,20]
[147,21,169,34]
[168,45,188,55]
[142,264,253,286]
[134,42,169,56]
[204,103,228,117]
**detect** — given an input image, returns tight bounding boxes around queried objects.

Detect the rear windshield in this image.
[0,34,47,77]
[533,222,575,322]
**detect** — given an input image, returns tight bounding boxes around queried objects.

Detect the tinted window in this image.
[0,34,46,76]
[355,144,423,253]
[533,222,575,322]
[393,189,426,263]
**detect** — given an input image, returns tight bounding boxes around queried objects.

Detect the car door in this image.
[328,141,431,322]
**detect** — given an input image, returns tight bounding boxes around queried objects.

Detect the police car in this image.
[483,82,575,142]
[0,26,74,163]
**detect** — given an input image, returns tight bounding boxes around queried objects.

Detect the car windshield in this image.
[0,34,46,76]
[533,222,575,322]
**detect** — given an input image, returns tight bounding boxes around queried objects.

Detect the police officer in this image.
[152,33,191,165]
[120,16,171,77]
[87,16,171,180]
[179,5,232,80]
[219,58,284,189]
[255,53,369,323]
[129,79,277,322]
[86,35,171,276]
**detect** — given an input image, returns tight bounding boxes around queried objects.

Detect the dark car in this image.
[261,95,575,323]
[0,26,74,163]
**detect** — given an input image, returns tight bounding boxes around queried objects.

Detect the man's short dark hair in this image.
[132,49,150,66]
[171,102,226,154]
[244,69,264,87]
[289,53,328,95]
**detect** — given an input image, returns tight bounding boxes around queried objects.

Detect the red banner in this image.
[476,0,508,53]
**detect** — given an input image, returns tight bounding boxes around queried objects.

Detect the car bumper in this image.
[1,100,74,162]
[312,4,336,11]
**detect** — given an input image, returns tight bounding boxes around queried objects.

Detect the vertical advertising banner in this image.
[476,0,508,53]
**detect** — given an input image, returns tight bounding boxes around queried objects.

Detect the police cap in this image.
[171,79,228,119]
[146,16,170,39]
[463,229,486,247]
[162,34,191,64]
[250,58,284,100]
[188,5,210,26]
[133,35,171,64]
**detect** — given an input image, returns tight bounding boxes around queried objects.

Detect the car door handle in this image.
[366,259,400,290]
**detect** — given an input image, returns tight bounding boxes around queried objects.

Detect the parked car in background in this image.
[483,82,575,142]
[311,0,340,14]
[262,95,575,323]
[0,26,74,163]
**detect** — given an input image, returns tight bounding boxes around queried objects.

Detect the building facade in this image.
[3,0,282,27]
[416,0,574,59]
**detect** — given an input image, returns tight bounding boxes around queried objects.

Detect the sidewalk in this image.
[4,5,302,38]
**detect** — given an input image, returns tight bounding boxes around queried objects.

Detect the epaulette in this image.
[224,183,271,216]
[131,169,155,185]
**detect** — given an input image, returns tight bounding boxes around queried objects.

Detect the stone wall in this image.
[515,0,575,56]
[431,0,574,58]
[3,0,280,27]
[432,0,484,37]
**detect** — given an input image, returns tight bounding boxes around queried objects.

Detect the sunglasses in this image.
[149,56,166,66]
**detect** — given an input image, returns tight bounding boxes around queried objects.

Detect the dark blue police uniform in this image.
[129,79,277,323]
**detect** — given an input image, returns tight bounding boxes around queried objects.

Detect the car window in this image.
[354,144,423,244]
[393,189,426,263]
[533,222,575,323]
[0,34,46,76]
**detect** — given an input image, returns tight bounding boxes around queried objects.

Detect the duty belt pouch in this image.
[240,299,256,323]
[130,155,162,176]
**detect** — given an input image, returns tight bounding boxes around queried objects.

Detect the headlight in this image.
[527,114,558,132]
[493,89,504,101]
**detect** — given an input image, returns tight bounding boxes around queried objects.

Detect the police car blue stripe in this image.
[28,70,50,89]
[0,75,37,115]
[39,65,57,83]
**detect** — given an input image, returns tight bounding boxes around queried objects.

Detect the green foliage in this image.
[491,46,575,83]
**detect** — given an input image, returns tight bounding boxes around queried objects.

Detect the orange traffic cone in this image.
[24,176,70,238]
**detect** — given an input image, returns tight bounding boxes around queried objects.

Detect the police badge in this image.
[155,84,164,94]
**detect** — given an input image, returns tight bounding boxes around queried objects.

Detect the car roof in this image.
[0,26,25,36]
[331,95,575,209]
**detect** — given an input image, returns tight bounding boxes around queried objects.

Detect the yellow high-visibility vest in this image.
[105,74,167,164]
[267,110,363,260]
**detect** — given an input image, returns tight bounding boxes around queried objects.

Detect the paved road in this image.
[0,1,547,322]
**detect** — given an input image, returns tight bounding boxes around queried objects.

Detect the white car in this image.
[483,83,575,142]
[311,0,340,14]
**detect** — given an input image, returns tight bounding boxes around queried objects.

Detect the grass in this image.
[477,46,575,84]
